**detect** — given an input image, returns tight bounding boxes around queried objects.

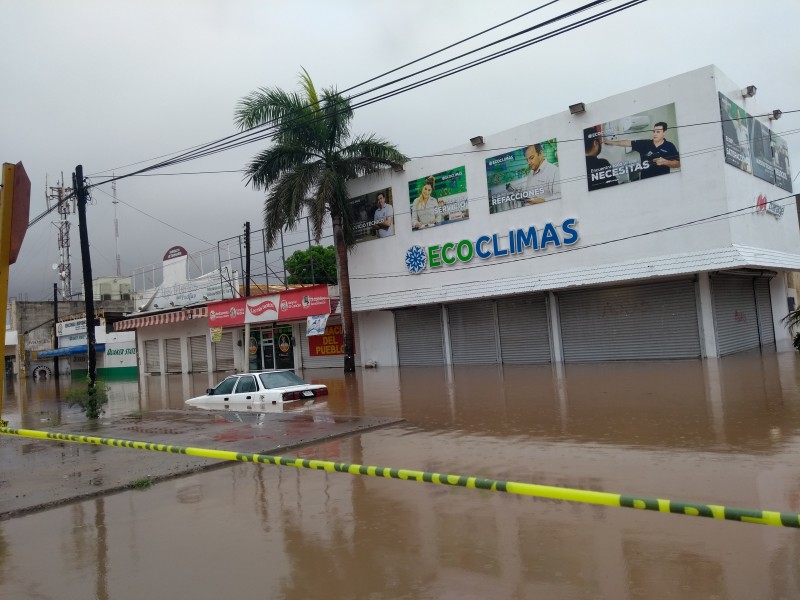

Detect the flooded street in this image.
[2,351,800,599]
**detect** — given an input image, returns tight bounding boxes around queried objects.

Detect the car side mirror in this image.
[206,388,214,394]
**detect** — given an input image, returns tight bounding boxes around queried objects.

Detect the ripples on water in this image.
[2,351,800,598]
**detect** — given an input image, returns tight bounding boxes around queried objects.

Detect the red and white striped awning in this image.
[113,307,208,331]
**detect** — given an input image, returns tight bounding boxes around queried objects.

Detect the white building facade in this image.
[345,66,799,367]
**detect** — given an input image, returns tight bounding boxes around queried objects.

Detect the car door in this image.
[231,374,259,408]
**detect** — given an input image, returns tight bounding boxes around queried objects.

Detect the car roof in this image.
[228,370,294,378]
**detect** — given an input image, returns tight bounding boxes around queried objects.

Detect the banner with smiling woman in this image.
[408,166,469,231]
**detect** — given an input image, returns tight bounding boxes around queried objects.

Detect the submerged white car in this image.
[185,370,328,412]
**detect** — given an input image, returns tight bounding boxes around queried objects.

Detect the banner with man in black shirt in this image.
[583,103,681,192]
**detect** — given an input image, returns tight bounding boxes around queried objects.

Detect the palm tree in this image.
[782,309,800,351]
[235,69,407,372]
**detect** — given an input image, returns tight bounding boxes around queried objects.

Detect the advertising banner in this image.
[208,298,246,327]
[485,139,560,213]
[751,118,774,183]
[157,267,233,308]
[308,324,344,357]
[772,133,793,192]
[719,92,793,193]
[351,187,394,243]
[719,93,753,174]
[276,285,331,320]
[584,103,681,191]
[408,166,469,230]
[56,319,87,337]
[208,285,331,327]
[306,314,330,336]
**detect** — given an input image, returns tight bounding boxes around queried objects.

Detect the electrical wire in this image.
[87,0,646,185]
[348,193,800,283]
[87,1,571,179]
[101,121,800,183]
[90,184,215,246]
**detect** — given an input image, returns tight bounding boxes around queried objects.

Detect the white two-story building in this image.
[344,65,799,367]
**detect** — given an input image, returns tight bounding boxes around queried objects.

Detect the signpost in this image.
[0,162,31,426]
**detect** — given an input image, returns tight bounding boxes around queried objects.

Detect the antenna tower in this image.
[47,172,74,300]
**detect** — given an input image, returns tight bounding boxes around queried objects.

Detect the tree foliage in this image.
[285,245,337,285]
[235,69,407,371]
[782,309,800,332]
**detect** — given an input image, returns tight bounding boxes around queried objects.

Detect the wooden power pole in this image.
[73,165,97,389]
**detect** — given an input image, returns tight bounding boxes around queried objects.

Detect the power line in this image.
[144,1,644,172]
[87,0,647,186]
[349,193,800,282]
[86,0,567,179]
[90,184,215,246]
[101,120,800,181]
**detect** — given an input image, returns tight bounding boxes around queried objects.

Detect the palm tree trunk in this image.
[332,214,356,372]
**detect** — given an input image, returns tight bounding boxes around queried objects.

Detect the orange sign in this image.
[309,324,344,356]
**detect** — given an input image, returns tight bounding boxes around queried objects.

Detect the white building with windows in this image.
[344,65,799,367]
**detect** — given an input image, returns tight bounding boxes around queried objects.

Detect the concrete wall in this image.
[345,66,798,311]
[341,65,799,364]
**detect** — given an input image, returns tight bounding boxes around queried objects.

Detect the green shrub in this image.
[66,379,108,419]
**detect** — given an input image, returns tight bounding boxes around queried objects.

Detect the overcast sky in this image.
[4,0,799,300]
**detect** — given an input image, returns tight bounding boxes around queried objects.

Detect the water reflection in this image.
[3,376,141,428]
[2,352,800,598]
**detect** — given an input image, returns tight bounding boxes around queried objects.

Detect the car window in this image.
[211,377,237,395]
[258,371,305,389]
[235,376,257,394]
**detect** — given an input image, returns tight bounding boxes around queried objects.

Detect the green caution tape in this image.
[1,426,798,528]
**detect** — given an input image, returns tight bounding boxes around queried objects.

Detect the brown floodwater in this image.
[2,350,800,599]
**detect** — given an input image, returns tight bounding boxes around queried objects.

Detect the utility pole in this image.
[52,283,59,379]
[244,221,251,297]
[112,176,120,276]
[73,165,96,391]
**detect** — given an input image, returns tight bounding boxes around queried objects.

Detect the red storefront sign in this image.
[309,324,344,356]
[208,285,331,327]
[207,299,246,326]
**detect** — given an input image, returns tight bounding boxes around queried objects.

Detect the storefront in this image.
[247,325,295,371]
[117,284,349,378]
[343,66,799,366]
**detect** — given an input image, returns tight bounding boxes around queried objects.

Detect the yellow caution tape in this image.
[1,426,798,528]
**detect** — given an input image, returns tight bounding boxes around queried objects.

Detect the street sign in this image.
[9,162,30,264]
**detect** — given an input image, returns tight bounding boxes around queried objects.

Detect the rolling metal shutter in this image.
[214,331,235,371]
[559,279,701,362]
[165,338,182,373]
[300,318,361,369]
[497,295,551,364]
[189,335,208,372]
[712,275,760,356]
[755,278,775,347]
[395,306,445,366]
[144,339,160,374]
[448,301,499,364]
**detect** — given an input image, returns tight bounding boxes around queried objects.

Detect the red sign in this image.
[207,285,331,327]
[277,285,331,320]
[249,298,277,316]
[309,324,344,356]
[208,298,246,326]
[10,162,30,265]
[163,246,188,261]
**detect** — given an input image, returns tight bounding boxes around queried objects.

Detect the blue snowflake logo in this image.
[405,245,427,274]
